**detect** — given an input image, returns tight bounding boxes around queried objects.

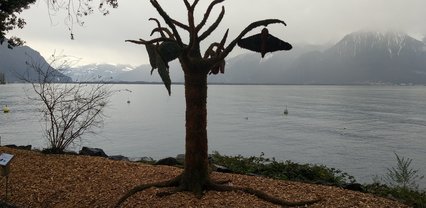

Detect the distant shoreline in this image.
[3,81,425,86]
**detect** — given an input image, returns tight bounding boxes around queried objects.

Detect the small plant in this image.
[384,153,424,190]
[364,153,426,208]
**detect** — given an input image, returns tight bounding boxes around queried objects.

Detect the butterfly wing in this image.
[264,34,292,53]
[237,33,263,52]
[238,32,292,57]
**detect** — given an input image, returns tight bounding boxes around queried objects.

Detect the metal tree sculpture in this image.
[116,0,318,207]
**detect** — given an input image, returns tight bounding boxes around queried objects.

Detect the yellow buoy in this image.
[3,105,10,113]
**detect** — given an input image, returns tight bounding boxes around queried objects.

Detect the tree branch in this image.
[187,4,195,29]
[186,0,197,52]
[150,27,174,39]
[203,29,228,59]
[198,6,225,41]
[216,19,287,61]
[183,0,191,9]
[150,0,184,46]
[216,29,229,55]
[125,37,175,45]
[196,0,225,32]
[171,19,190,31]
[191,0,200,10]
[204,43,220,59]
[150,17,187,34]
[149,18,166,37]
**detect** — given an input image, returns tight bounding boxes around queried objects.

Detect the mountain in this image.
[114,60,184,83]
[62,31,426,85]
[221,31,426,85]
[287,31,426,84]
[62,63,135,82]
[68,61,185,83]
[207,43,326,84]
[0,43,71,83]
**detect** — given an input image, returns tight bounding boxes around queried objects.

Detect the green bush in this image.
[210,151,355,186]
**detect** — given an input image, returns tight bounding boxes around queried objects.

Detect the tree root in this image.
[156,186,185,197]
[207,182,322,207]
[114,175,181,208]
[114,176,321,208]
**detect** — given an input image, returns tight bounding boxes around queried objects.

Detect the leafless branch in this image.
[191,0,200,10]
[23,54,113,153]
[151,27,174,39]
[150,0,184,46]
[149,18,166,37]
[198,6,225,41]
[196,0,224,32]
[216,29,229,55]
[183,0,191,9]
[125,37,176,45]
[171,19,190,31]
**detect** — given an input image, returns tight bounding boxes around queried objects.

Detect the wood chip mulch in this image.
[0,147,408,208]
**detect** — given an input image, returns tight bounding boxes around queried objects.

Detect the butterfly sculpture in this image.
[238,28,292,58]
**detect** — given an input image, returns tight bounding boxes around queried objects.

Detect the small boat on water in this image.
[283,106,288,115]
[3,105,10,113]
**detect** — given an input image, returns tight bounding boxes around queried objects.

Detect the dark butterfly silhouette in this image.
[238,28,292,58]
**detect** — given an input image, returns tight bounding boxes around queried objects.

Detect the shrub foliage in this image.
[210,151,355,186]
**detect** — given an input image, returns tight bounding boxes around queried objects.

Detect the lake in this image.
[1,84,426,186]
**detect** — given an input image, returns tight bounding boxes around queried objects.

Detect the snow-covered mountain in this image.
[62,31,426,85]
[257,31,426,85]
[329,31,424,58]
[65,61,184,83]
[62,63,135,82]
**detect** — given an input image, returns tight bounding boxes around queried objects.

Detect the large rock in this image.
[342,183,364,192]
[155,157,181,166]
[176,154,185,164]
[79,147,108,157]
[108,155,129,161]
[4,144,32,151]
[129,156,155,163]
[212,164,233,173]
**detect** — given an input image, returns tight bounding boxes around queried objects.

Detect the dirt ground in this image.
[0,147,407,208]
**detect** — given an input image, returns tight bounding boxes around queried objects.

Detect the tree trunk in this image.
[181,71,209,194]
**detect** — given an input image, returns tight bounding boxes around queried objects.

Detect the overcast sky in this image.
[9,0,426,66]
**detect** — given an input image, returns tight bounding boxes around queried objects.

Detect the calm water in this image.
[1,84,426,186]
